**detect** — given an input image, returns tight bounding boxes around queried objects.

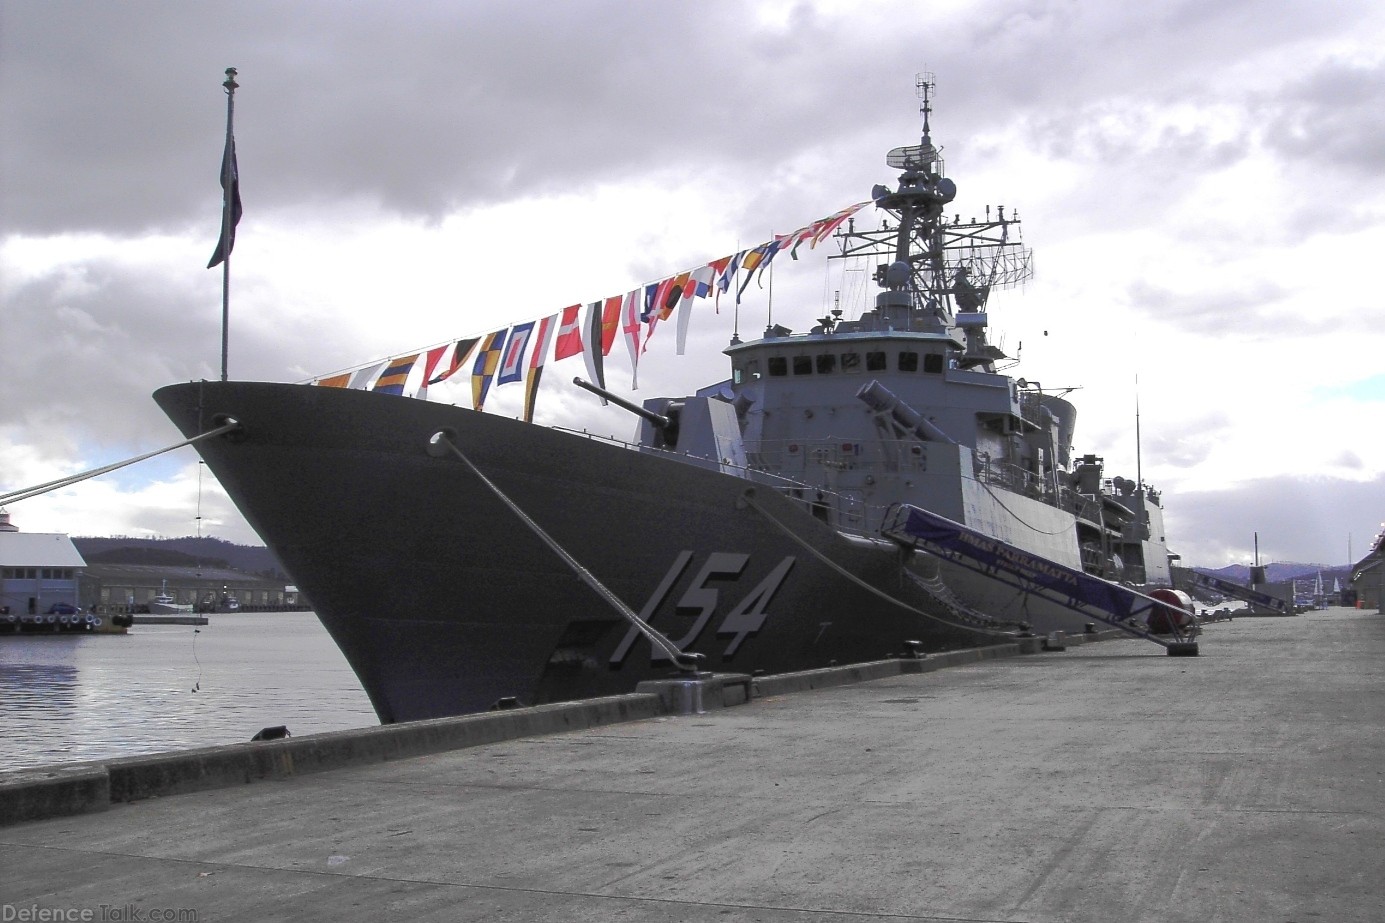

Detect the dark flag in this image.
[207,134,242,268]
[582,301,605,393]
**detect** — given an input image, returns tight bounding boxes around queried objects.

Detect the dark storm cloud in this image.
[1,263,205,458]
[0,1,908,235]
[0,254,350,460]
[1259,56,1385,177]
[5,0,1374,236]
[1172,474,1385,565]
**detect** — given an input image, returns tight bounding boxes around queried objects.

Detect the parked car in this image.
[46,602,80,615]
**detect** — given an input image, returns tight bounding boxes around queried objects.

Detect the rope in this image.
[0,421,242,505]
[430,432,700,672]
[737,488,1017,638]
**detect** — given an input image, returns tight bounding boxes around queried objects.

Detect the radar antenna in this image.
[826,74,1035,370]
[887,71,940,171]
[917,71,934,144]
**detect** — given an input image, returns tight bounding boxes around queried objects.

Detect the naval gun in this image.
[573,378,748,473]
[573,377,681,447]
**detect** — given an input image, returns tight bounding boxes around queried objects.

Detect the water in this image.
[0,612,378,771]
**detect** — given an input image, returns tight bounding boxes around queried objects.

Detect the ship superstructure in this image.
[627,75,1169,588]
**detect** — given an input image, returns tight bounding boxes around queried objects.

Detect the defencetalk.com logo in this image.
[1,906,199,923]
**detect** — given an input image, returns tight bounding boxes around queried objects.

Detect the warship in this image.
[156,78,1178,723]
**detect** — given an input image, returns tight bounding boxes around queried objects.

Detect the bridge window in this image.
[816,354,836,374]
[793,355,813,375]
[841,352,861,372]
[866,351,887,371]
[768,356,787,376]
[924,353,944,373]
[898,351,919,372]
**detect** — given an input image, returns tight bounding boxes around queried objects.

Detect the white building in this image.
[0,509,86,615]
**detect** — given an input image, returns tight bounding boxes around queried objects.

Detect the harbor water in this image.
[0,611,377,771]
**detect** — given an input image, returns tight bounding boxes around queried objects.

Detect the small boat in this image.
[147,580,195,614]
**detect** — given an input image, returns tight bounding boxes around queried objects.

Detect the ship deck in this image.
[3,608,1381,922]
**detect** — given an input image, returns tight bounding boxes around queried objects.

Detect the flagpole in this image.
[218,67,238,382]
[732,240,741,342]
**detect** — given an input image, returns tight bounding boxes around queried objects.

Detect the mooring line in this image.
[0,420,242,505]
[428,431,700,672]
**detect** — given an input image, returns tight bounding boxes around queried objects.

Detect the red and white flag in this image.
[553,304,584,360]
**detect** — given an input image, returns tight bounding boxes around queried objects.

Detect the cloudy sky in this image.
[3,0,1383,568]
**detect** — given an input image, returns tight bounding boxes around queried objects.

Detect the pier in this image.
[2,607,1380,921]
[130,614,209,626]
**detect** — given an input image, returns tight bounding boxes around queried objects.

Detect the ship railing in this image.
[1070,493,1103,525]
[549,426,859,499]
[974,456,1105,522]
[550,427,894,532]
[973,454,1049,498]
[1017,391,1048,428]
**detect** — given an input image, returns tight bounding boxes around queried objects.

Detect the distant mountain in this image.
[71,536,290,579]
[82,546,214,568]
[1197,563,1351,584]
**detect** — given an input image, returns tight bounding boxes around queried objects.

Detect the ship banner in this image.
[307,198,874,414]
[890,505,1185,639]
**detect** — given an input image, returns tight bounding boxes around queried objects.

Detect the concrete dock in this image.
[3,608,1381,922]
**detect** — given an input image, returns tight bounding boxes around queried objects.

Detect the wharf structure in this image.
[0,510,85,616]
[1350,527,1384,611]
[0,511,303,615]
[77,561,302,613]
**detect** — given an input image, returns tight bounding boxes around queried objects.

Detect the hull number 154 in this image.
[610,551,796,664]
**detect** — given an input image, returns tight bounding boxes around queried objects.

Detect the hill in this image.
[1198,563,1351,585]
[71,536,290,579]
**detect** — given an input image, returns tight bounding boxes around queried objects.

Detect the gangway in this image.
[883,505,1199,655]
[1182,570,1289,614]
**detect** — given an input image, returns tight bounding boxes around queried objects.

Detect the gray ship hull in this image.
[156,381,1104,723]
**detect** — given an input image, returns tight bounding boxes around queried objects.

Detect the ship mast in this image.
[829,74,1033,369]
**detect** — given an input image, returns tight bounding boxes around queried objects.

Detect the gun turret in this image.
[573,378,681,446]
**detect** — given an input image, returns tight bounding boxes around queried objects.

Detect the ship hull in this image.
[156,382,1097,722]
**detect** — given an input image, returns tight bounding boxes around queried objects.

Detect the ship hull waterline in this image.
[156,381,1103,723]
